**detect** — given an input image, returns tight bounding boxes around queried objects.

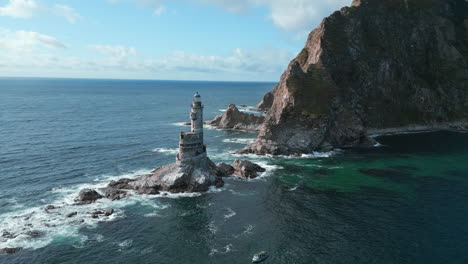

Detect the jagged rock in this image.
[108,178,135,190]
[104,208,114,216]
[130,155,223,193]
[216,162,235,177]
[231,159,266,179]
[0,248,22,254]
[99,187,128,200]
[208,104,265,131]
[256,92,274,111]
[241,0,468,155]
[76,189,103,204]
[66,212,77,218]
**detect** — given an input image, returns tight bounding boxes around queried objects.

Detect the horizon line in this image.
[0,76,279,84]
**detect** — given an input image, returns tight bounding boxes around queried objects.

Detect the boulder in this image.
[216,162,235,177]
[208,104,265,131]
[231,159,266,179]
[108,178,135,190]
[44,205,59,212]
[99,188,128,200]
[0,248,22,254]
[76,189,103,204]
[66,212,77,218]
[104,208,114,216]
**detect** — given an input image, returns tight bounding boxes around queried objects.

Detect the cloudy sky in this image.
[0,0,350,81]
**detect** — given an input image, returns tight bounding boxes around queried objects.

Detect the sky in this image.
[0,0,350,81]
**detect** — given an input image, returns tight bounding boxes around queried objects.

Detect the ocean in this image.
[1,78,467,264]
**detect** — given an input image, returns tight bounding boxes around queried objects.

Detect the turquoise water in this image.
[1,78,467,263]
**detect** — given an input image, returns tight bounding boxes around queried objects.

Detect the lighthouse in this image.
[177,92,206,161]
[190,92,204,134]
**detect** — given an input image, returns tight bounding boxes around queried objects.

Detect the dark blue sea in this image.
[1,78,467,264]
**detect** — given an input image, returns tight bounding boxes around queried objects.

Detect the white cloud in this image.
[0,0,38,18]
[0,28,67,52]
[110,0,350,32]
[199,0,350,32]
[88,45,137,59]
[0,0,80,23]
[0,27,293,80]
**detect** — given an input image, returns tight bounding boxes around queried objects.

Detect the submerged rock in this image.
[44,205,59,212]
[208,104,265,131]
[2,231,17,239]
[104,208,114,216]
[231,159,266,179]
[0,248,22,254]
[66,212,77,218]
[76,189,103,204]
[25,231,41,238]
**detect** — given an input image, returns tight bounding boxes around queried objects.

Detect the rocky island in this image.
[213,0,468,155]
[75,93,266,204]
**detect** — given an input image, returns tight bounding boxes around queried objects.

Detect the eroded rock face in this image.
[242,0,468,155]
[231,159,266,179]
[209,104,265,131]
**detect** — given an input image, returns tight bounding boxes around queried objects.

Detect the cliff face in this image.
[244,0,468,155]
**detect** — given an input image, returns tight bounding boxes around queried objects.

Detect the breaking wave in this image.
[0,169,172,251]
[222,138,255,144]
[151,148,178,154]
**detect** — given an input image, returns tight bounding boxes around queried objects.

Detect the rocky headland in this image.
[219,0,468,155]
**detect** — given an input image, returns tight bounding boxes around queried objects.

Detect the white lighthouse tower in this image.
[190,92,204,134]
[177,92,206,161]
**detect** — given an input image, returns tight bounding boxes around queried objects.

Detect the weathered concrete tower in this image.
[177,92,206,161]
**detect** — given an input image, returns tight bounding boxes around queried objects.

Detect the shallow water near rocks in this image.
[1,78,467,264]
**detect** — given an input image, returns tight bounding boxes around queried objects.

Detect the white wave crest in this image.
[222,138,255,144]
[152,148,178,154]
[223,208,236,219]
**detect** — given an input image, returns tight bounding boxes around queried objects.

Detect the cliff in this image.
[243,0,468,155]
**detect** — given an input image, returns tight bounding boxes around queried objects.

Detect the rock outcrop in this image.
[75,189,103,204]
[241,0,468,155]
[216,162,235,176]
[209,104,265,131]
[129,154,223,193]
[231,159,266,179]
